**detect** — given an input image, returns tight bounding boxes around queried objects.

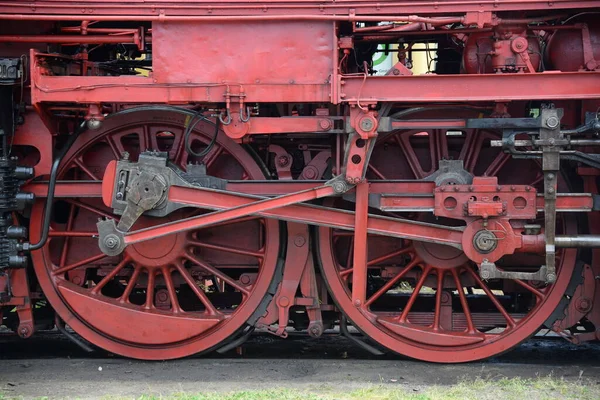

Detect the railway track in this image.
[2,333,600,399]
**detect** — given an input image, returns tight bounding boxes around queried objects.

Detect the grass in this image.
[134,377,600,400]
[3,376,599,400]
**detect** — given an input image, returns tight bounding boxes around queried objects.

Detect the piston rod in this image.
[555,235,600,248]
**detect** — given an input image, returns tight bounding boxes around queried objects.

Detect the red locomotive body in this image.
[0,1,600,363]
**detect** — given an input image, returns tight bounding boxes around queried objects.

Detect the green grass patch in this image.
[132,377,600,400]
[3,376,599,400]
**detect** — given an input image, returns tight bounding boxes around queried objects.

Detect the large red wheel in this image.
[319,110,578,363]
[30,108,281,360]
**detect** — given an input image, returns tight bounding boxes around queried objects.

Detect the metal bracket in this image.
[540,107,561,284]
[490,110,600,169]
[110,151,227,222]
[479,259,552,282]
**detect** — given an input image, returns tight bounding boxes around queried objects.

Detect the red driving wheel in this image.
[318,110,578,362]
[30,108,282,360]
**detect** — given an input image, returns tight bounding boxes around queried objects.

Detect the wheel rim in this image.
[319,110,578,362]
[30,109,281,360]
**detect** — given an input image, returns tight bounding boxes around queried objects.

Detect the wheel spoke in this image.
[138,124,153,152]
[173,260,220,315]
[91,256,131,295]
[396,134,426,179]
[189,240,263,259]
[106,135,126,159]
[429,130,449,173]
[432,270,445,331]
[465,266,516,328]
[451,268,476,333]
[172,128,188,168]
[365,257,420,307]
[514,279,546,301]
[119,266,141,303]
[367,163,387,180]
[345,237,354,269]
[185,254,250,296]
[530,173,544,187]
[460,130,484,174]
[144,269,155,309]
[484,151,510,177]
[162,266,183,313]
[339,267,353,278]
[73,158,100,181]
[65,199,114,219]
[367,247,412,266]
[399,265,432,323]
[53,253,107,275]
[59,202,78,267]
[204,145,224,170]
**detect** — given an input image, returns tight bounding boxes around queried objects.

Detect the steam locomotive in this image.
[0,1,599,362]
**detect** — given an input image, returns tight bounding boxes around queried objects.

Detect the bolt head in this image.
[156,291,168,302]
[279,296,290,307]
[480,270,491,280]
[332,180,347,193]
[546,116,560,129]
[277,155,290,167]
[319,119,332,131]
[86,118,102,130]
[18,326,31,338]
[104,235,119,249]
[294,235,306,247]
[359,117,375,132]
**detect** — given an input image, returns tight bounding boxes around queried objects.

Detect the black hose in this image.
[28,123,84,251]
[184,112,220,159]
[55,313,94,353]
[339,316,384,355]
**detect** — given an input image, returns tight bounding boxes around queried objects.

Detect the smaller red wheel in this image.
[318,110,578,362]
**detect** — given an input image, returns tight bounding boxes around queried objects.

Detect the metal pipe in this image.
[60,27,139,34]
[0,13,464,23]
[555,235,600,248]
[27,124,84,251]
[491,139,600,147]
[0,34,137,44]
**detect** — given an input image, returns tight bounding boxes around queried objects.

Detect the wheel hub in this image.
[472,230,498,254]
[126,216,186,266]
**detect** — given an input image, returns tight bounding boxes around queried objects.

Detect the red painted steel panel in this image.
[340,72,600,102]
[0,1,599,17]
[152,21,333,85]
